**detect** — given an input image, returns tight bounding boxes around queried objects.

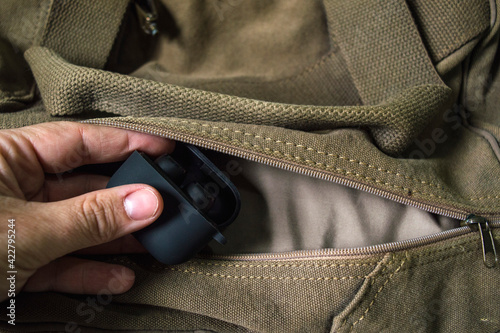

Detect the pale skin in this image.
[0,122,174,301]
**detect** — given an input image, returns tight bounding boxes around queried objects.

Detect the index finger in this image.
[6,121,174,174]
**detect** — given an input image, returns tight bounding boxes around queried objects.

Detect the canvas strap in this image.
[408,0,492,63]
[39,0,129,69]
[1,1,499,332]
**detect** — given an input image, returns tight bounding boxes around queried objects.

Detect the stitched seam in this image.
[386,246,481,275]
[113,237,490,270]
[192,238,487,273]
[34,0,53,45]
[165,267,367,281]
[168,119,500,202]
[187,261,379,268]
[111,258,365,280]
[347,259,406,332]
[370,238,481,270]
[343,247,479,331]
[436,31,485,62]
[469,195,500,201]
[165,119,444,191]
[179,129,444,200]
[408,238,482,260]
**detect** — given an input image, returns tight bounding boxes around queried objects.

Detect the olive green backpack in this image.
[0,0,499,332]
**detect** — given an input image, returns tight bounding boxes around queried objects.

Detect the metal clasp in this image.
[461,214,498,268]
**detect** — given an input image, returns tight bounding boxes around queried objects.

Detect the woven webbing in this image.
[407,0,491,63]
[24,0,456,155]
[0,0,50,51]
[40,0,129,69]
[322,0,444,105]
[25,47,450,156]
[4,0,489,155]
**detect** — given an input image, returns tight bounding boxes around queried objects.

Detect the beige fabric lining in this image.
[205,153,460,254]
[0,0,498,332]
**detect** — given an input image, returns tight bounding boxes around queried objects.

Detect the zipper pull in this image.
[135,0,159,36]
[461,214,498,268]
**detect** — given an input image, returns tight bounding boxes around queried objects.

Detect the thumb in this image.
[25,184,162,265]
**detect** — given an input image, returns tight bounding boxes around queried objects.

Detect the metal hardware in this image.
[461,214,498,268]
[82,119,500,260]
[135,0,159,35]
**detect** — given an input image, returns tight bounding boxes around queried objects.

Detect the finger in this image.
[22,184,163,266]
[74,235,147,255]
[30,174,109,202]
[3,121,174,174]
[23,257,135,295]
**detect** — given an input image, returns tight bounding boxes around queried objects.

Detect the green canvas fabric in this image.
[0,0,50,53]
[0,0,50,113]
[25,46,450,157]
[0,39,34,113]
[0,0,128,113]
[39,0,129,69]
[0,0,499,332]
[20,0,500,218]
[0,231,498,332]
[464,12,500,146]
[77,115,500,218]
[131,51,363,107]
[407,0,491,64]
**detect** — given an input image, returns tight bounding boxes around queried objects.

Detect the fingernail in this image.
[124,188,159,221]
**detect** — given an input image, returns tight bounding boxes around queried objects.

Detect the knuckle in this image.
[78,194,119,243]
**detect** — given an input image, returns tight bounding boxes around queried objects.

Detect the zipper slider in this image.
[135,0,159,36]
[461,214,498,268]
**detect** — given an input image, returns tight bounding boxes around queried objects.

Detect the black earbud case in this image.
[106,143,241,265]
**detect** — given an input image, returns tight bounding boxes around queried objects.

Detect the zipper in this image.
[196,222,500,261]
[461,214,498,268]
[82,118,499,222]
[82,119,500,264]
[135,0,159,36]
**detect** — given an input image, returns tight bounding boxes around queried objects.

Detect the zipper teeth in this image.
[83,119,500,259]
[198,224,500,261]
[84,119,499,220]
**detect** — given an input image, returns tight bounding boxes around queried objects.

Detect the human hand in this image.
[0,122,174,301]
